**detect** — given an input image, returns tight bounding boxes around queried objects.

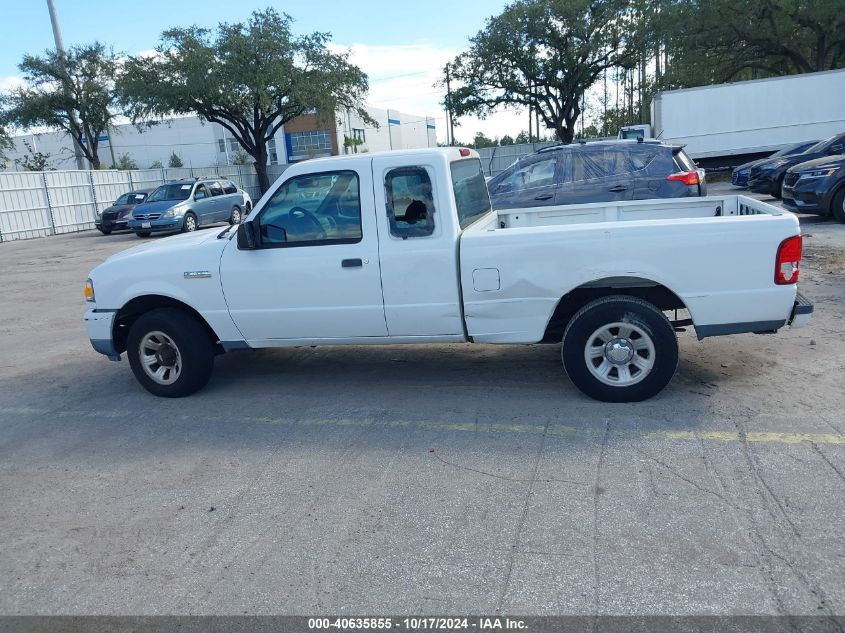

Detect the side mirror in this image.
[237,220,257,250]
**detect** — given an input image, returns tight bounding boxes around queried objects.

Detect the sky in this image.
[0,0,536,144]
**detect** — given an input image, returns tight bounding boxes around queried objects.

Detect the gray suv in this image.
[487,140,706,210]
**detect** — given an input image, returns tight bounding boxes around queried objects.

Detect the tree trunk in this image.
[253,140,270,194]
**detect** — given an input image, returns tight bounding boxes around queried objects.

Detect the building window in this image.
[268,138,278,165]
[218,139,226,153]
[352,128,365,142]
[286,130,333,162]
[228,138,239,151]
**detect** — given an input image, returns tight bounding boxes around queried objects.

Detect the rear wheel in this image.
[229,206,242,225]
[562,295,678,402]
[126,308,214,397]
[182,212,198,233]
[832,188,845,223]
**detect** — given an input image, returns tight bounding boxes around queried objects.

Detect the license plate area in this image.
[142,222,151,229]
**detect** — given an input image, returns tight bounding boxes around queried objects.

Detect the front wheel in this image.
[99,228,112,235]
[229,206,242,225]
[831,188,845,223]
[135,231,151,238]
[562,295,678,402]
[182,212,198,233]
[126,308,214,397]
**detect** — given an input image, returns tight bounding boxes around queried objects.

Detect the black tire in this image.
[99,228,112,235]
[135,231,151,238]
[229,205,242,225]
[561,295,678,403]
[182,212,198,233]
[245,201,252,213]
[771,175,784,199]
[126,308,214,397]
[832,188,845,223]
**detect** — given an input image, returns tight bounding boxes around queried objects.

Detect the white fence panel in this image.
[43,171,97,234]
[0,172,54,241]
[0,162,289,242]
[91,171,133,215]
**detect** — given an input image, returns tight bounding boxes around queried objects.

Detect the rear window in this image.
[673,149,697,172]
[450,159,491,229]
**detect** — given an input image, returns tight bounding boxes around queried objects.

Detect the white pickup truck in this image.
[84,148,812,402]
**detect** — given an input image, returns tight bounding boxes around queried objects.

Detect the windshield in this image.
[772,141,816,158]
[804,135,837,155]
[114,192,146,205]
[147,183,193,202]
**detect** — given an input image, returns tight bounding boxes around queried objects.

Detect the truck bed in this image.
[493,195,781,229]
[460,195,800,344]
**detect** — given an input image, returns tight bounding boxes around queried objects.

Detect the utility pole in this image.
[528,83,533,142]
[46,0,86,170]
[445,63,454,145]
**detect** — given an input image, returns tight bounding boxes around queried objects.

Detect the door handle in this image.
[608,185,627,192]
[534,194,553,200]
[341,258,363,268]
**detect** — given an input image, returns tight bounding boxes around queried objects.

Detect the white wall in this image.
[337,106,437,155]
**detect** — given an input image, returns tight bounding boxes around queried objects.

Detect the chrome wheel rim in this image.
[185,216,197,231]
[584,321,655,387]
[232,208,241,224]
[139,331,182,385]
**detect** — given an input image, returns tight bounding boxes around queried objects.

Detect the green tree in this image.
[231,148,251,165]
[168,152,183,168]
[1,43,119,170]
[658,0,845,87]
[445,0,638,143]
[119,8,373,193]
[471,131,497,149]
[113,153,138,170]
[16,139,51,171]
[149,160,163,169]
[499,134,515,145]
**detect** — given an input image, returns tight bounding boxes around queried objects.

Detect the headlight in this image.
[84,278,95,302]
[799,167,839,179]
[163,206,180,218]
[770,159,790,168]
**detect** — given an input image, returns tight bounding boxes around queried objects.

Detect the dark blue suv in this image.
[487,140,705,211]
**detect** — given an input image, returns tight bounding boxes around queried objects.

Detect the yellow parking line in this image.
[2,407,843,445]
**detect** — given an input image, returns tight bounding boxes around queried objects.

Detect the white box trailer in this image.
[649,69,845,161]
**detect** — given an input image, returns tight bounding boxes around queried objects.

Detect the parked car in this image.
[128,179,248,237]
[782,155,845,221]
[95,190,151,235]
[83,148,810,404]
[486,140,705,211]
[749,132,845,198]
[731,140,818,187]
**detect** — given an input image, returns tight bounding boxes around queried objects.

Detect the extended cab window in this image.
[385,166,435,238]
[258,171,362,246]
[451,159,491,229]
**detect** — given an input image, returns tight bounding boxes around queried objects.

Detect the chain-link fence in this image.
[0,164,288,242]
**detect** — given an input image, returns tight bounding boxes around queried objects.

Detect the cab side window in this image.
[385,166,436,238]
[194,184,210,199]
[258,171,362,247]
[209,181,224,196]
[224,181,238,194]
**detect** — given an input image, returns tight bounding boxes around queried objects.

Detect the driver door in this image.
[219,166,388,342]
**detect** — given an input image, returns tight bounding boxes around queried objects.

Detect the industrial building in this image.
[4,105,437,171]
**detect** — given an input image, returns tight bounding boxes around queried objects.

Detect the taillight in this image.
[775,235,802,284]
[667,170,700,185]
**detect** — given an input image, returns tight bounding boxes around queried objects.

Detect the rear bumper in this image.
[788,291,813,328]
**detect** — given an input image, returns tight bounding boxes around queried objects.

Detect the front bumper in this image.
[731,170,749,187]
[781,178,836,215]
[788,291,813,329]
[128,218,183,233]
[748,171,778,194]
[96,218,131,231]
[84,308,120,360]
